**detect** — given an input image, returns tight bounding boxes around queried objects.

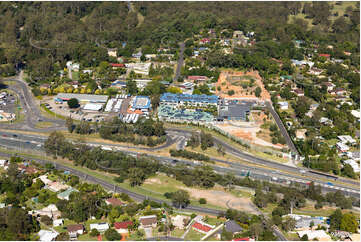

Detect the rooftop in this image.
[56,93,108,103]
[160,93,218,104]
[114,221,133,229]
[132,96,151,109]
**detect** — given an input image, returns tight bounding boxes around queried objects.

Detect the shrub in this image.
[67,98,79,108]
[199,198,207,204]
[90,229,100,237]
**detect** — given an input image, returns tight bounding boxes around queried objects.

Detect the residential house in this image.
[200,38,210,44]
[319,117,332,125]
[334,87,346,96]
[336,142,350,153]
[111,80,127,89]
[67,224,84,240]
[223,220,243,235]
[187,76,209,83]
[107,48,117,57]
[310,103,319,111]
[132,51,142,59]
[293,88,304,97]
[343,159,360,173]
[337,135,356,145]
[46,181,69,193]
[346,151,360,161]
[18,163,38,175]
[145,54,157,60]
[110,63,125,69]
[53,219,64,227]
[82,69,92,74]
[105,198,124,207]
[330,231,351,240]
[192,221,215,234]
[0,159,8,168]
[139,215,157,228]
[296,129,307,140]
[291,59,314,68]
[34,175,52,185]
[323,82,336,92]
[319,53,331,59]
[114,221,133,234]
[351,110,360,119]
[125,62,151,76]
[308,67,323,76]
[171,215,188,229]
[57,187,78,200]
[90,223,109,233]
[297,230,331,241]
[233,238,254,241]
[38,230,59,241]
[30,204,61,219]
[329,87,346,96]
[278,101,288,110]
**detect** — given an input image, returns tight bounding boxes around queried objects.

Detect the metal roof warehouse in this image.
[56,93,108,103]
[160,93,218,105]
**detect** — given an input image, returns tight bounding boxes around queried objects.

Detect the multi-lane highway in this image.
[0,130,359,198]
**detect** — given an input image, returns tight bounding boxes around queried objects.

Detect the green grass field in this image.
[72,71,80,81]
[184,228,203,241]
[288,2,358,29]
[35,121,54,128]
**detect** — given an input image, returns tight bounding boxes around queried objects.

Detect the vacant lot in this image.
[216,70,270,101]
[143,174,259,214]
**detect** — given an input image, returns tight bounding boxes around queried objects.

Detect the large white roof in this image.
[83,103,103,111]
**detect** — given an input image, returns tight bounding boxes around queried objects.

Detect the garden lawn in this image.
[170,228,185,238]
[184,228,203,241]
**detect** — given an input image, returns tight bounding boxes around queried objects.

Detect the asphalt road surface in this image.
[0,74,65,131]
[166,128,360,188]
[265,101,299,156]
[173,42,185,82]
[0,132,358,198]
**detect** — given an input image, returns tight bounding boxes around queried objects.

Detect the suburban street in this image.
[265,101,299,156]
[173,42,185,82]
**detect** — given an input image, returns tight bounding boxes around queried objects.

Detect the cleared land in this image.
[216,70,270,101]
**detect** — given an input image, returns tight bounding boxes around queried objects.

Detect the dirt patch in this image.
[144,177,163,185]
[180,185,259,214]
[216,70,271,101]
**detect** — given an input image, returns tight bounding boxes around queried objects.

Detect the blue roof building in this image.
[160,93,218,106]
[131,96,151,110]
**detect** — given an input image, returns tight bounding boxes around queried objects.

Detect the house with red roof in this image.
[319,54,330,59]
[233,238,254,241]
[200,38,211,44]
[186,75,209,84]
[110,63,125,68]
[114,221,133,234]
[192,221,215,234]
[105,198,124,207]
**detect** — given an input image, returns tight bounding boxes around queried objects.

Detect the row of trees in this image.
[169,149,211,162]
[186,131,214,150]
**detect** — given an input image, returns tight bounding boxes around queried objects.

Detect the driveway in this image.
[144,227,153,238]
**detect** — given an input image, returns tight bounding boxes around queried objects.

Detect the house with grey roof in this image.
[224,220,243,234]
